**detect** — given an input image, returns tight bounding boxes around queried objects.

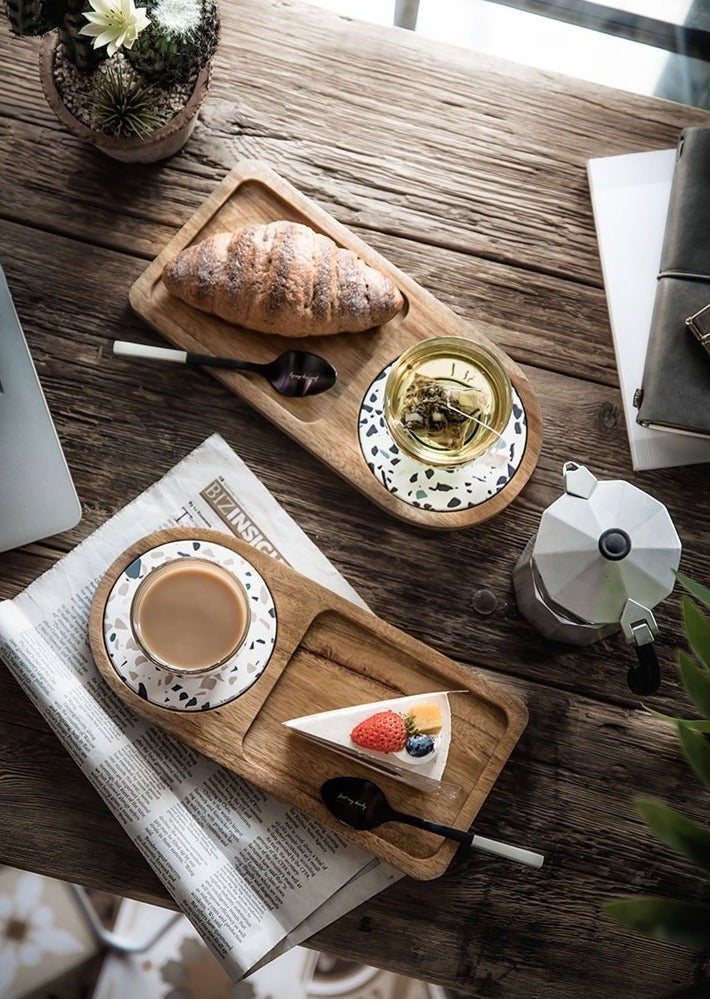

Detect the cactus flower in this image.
[80,0,150,56]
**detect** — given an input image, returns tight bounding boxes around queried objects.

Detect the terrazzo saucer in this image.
[358,361,528,512]
[102,538,277,712]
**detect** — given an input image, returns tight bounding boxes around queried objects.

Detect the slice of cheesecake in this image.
[283,691,455,792]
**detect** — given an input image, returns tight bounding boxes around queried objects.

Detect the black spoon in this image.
[113,341,337,397]
[321,776,544,868]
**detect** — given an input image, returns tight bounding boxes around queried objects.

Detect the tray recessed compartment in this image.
[242,609,513,864]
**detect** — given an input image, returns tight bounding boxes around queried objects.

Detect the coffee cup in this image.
[129,557,251,675]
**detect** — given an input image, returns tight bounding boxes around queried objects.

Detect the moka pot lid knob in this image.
[531,462,681,627]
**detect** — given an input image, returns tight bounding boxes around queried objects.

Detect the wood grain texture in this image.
[89,527,528,879]
[1,670,707,996]
[1,0,710,993]
[129,161,543,527]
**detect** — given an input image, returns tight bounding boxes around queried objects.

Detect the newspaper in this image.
[0,434,398,980]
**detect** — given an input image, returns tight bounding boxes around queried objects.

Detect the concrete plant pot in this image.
[39,34,211,163]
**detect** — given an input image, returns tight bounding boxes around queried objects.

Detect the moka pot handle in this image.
[620,600,661,695]
[627,642,661,695]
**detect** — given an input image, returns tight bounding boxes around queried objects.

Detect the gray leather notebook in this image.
[0,263,81,553]
[635,128,710,436]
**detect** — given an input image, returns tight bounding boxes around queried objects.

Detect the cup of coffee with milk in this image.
[129,557,251,675]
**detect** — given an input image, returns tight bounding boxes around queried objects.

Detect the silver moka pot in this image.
[513,462,681,695]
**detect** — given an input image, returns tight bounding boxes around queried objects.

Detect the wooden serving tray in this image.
[89,528,528,880]
[129,161,542,529]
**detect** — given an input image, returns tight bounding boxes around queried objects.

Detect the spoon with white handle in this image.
[321,777,544,869]
[113,341,337,397]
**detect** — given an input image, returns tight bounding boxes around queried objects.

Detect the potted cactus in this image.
[5,0,219,162]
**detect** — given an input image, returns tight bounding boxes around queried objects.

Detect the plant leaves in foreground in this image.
[678,651,710,718]
[677,572,710,609]
[604,897,710,948]
[677,721,710,789]
[636,798,710,874]
[682,597,710,671]
[645,707,710,732]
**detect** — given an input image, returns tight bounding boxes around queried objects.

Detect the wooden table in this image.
[1,3,709,995]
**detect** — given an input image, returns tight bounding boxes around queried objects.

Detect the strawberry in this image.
[351,710,407,753]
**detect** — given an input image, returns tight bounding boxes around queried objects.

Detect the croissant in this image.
[162,221,403,337]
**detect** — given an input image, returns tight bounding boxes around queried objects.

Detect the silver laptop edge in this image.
[0,263,81,553]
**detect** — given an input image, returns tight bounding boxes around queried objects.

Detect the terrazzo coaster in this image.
[102,538,277,712]
[358,362,528,511]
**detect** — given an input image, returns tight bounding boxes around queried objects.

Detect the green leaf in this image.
[677,572,710,609]
[604,896,710,948]
[677,650,710,718]
[685,719,710,732]
[656,983,710,999]
[636,798,710,874]
[645,707,710,731]
[682,597,710,670]
[677,721,710,788]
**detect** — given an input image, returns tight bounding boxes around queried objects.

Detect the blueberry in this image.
[406,734,435,757]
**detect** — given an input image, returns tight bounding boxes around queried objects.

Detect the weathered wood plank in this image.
[0,715,167,902]
[1,3,709,994]
[0,196,620,396]
[358,230,620,386]
[0,221,703,714]
[0,673,702,996]
[1,0,708,282]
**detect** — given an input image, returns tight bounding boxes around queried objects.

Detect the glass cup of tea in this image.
[129,557,251,675]
[383,336,513,467]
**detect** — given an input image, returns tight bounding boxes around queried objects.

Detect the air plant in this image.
[90,62,166,137]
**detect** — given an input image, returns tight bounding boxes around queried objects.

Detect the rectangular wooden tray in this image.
[90,528,529,880]
[129,160,542,529]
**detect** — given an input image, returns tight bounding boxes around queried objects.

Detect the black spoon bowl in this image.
[321,776,544,868]
[215,348,337,397]
[113,341,338,398]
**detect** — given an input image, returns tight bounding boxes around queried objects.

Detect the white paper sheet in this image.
[587,147,710,470]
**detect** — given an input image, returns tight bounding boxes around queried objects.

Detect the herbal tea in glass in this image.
[384,336,513,466]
